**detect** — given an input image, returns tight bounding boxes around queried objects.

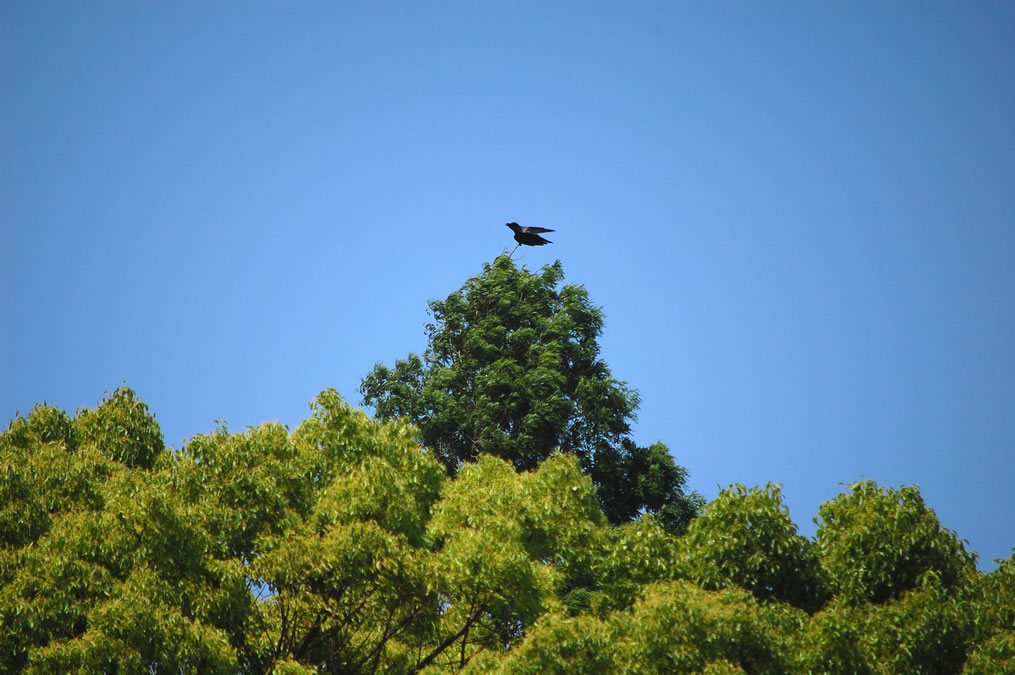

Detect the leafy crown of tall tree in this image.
[360,256,702,533]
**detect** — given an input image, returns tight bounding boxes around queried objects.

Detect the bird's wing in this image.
[521,233,552,245]
[523,226,554,233]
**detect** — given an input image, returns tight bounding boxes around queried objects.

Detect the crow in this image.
[506,222,554,257]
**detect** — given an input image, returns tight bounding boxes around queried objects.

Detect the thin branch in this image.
[409,604,484,674]
[352,607,424,674]
[459,615,471,669]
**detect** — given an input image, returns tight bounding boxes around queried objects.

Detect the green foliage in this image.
[0,454,49,551]
[861,569,973,674]
[964,550,1015,673]
[463,611,613,674]
[816,480,977,604]
[677,484,828,613]
[2,389,1010,672]
[360,256,700,533]
[74,387,165,469]
[611,581,803,674]
[0,391,240,673]
[965,630,1015,674]
[973,550,1015,640]
[3,403,75,451]
[793,569,976,675]
[469,581,803,674]
[590,514,681,611]
[791,599,875,674]
[174,421,313,562]
[592,440,704,533]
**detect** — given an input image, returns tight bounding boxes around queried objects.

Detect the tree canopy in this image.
[360,256,702,533]
[3,258,1011,672]
[2,388,1013,672]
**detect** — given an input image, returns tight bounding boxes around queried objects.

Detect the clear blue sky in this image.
[3,2,1013,569]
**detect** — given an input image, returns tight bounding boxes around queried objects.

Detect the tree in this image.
[360,256,701,532]
[0,390,242,673]
[676,484,829,613]
[815,480,976,605]
[0,389,619,672]
[465,581,803,674]
[960,549,1015,672]
[2,390,1012,672]
[800,480,981,674]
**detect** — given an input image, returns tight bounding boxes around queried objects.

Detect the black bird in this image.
[506,221,554,257]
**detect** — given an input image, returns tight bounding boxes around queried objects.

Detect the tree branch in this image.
[409,604,483,674]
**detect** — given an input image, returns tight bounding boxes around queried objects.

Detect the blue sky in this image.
[3,2,1013,568]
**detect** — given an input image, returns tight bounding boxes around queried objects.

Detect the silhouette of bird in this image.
[506,222,554,257]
